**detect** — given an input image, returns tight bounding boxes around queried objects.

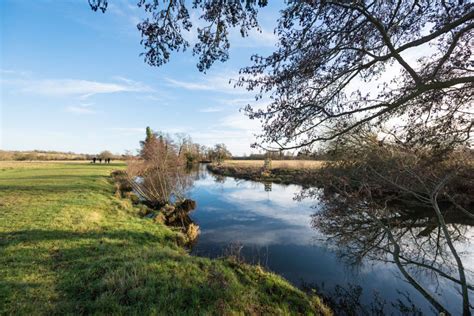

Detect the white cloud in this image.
[0,69,32,78]
[215,97,255,107]
[65,105,96,114]
[108,1,142,27]
[194,131,256,155]
[65,101,96,114]
[190,118,260,155]
[165,78,214,91]
[165,70,249,95]
[28,78,152,98]
[232,27,278,48]
[219,112,261,132]
[2,73,153,99]
[199,106,223,113]
[137,94,163,102]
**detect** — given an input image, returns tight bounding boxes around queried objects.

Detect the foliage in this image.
[131,127,232,206]
[90,0,268,71]
[175,133,206,166]
[208,143,232,163]
[130,127,191,207]
[319,128,473,210]
[0,161,331,315]
[90,1,473,152]
[98,150,113,160]
[240,1,473,150]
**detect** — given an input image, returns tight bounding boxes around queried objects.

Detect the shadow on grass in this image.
[0,176,116,194]
[0,175,106,181]
[0,229,176,247]
[0,228,319,314]
[1,228,194,314]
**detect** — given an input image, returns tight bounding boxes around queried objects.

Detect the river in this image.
[187,164,473,315]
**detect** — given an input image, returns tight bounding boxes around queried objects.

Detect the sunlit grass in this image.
[0,161,330,315]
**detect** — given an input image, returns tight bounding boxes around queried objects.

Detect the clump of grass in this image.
[185,223,200,244]
[0,161,331,315]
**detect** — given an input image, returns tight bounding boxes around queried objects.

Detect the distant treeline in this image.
[0,150,125,161]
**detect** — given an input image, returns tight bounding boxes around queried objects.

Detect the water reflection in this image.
[188,165,473,315]
[313,190,474,315]
[264,182,272,192]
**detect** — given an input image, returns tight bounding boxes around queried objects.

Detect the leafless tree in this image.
[127,128,192,207]
[305,131,473,315]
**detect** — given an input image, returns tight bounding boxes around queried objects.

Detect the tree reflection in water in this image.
[302,282,423,315]
[310,191,473,315]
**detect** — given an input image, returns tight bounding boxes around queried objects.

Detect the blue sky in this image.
[0,0,280,155]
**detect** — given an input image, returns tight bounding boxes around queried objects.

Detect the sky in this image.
[0,0,281,156]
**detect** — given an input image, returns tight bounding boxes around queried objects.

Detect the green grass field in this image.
[0,161,330,315]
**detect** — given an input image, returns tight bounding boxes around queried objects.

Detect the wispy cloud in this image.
[108,2,142,27]
[232,27,278,48]
[0,69,32,78]
[2,73,153,99]
[65,101,97,115]
[65,105,96,114]
[191,128,257,155]
[215,97,254,107]
[165,78,213,91]
[32,79,151,98]
[219,112,261,132]
[165,70,248,95]
[199,106,223,113]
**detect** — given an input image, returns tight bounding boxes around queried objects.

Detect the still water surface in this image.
[188,165,473,315]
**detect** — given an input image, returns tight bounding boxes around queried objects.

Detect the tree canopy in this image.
[89,0,473,152]
[242,1,473,153]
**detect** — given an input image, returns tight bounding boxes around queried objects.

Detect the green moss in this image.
[0,162,330,315]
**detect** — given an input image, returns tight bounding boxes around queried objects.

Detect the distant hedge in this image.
[0,151,89,161]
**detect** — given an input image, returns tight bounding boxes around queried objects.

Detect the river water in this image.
[187,165,473,315]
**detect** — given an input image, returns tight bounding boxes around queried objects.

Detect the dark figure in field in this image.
[107,158,111,164]
[92,157,96,164]
[99,158,102,164]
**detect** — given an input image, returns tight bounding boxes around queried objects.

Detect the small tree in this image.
[99,150,113,160]
[140,126,160,161]
[209,144,232,164]
[128,127,191,207]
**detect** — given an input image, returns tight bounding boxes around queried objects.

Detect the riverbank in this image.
[207,160,324,187]
[0,161,331,315]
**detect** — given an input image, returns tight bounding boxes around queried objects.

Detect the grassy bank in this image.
[0,161,330,315]
[208,160,324,187]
